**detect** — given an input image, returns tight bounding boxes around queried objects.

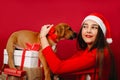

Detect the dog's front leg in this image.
[38,50,51,80]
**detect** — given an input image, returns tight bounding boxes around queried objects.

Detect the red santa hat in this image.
[82,13,112,44]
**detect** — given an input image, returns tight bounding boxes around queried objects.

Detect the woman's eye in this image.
[92,26,98,29]
[83,25,87,28]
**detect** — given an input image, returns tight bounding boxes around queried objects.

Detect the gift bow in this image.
[48,27,58,43]
[26,43,40,51]
[20,43,40,70]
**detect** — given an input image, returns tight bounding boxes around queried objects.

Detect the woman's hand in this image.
[40,24,53,49]
[40,24,53,38]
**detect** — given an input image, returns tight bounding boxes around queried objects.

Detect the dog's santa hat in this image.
[82,13,112,44]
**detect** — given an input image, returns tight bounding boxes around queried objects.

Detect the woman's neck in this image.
[87,43,93,50]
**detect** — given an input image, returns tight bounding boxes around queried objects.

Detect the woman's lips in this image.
[85,35,92,38]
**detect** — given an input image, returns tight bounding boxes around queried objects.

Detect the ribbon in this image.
[48,27,58,43]
[20,43,41,70]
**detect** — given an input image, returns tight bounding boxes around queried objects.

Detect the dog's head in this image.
[48,23,77,43]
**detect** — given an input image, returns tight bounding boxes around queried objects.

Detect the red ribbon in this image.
[26,43,40,51]
[48,27,58,43]
[20,43,41,70]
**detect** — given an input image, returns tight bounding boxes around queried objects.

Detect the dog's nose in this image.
[73,32,77,38]
[69,32,77,40]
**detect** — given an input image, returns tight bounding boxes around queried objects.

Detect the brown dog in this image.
[5,23,77,80]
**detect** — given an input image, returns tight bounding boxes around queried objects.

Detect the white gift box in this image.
[4,49,40,68]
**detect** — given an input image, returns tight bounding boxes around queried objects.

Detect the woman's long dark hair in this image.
[77,26,117,80]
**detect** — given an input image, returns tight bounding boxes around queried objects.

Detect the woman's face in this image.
[81,20,99,48]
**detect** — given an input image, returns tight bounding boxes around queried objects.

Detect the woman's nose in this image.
[87,27,91,33]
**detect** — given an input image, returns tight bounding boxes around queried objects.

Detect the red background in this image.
[0,0,120,79]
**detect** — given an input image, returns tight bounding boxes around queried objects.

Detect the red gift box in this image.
[4,68,26,77]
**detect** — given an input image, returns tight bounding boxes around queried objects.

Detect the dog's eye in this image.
[68,28,72,30]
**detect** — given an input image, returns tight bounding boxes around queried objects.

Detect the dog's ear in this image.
[55,24,65,37]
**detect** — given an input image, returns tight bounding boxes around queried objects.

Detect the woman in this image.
[40,13,117,80]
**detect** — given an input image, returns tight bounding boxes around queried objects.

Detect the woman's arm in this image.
[42,46,97,74]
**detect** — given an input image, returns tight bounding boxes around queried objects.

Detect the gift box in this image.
[4,49,40,68]
[4,68,26,77]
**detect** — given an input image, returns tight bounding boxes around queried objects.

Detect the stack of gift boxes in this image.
[3,49,42,80]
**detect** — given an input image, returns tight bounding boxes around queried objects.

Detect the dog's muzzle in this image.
[69,32,77,40]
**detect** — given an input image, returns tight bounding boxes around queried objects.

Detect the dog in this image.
[5,23,77,80]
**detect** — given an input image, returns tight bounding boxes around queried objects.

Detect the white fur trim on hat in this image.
[106,38,113,44]
[83,15,106,35]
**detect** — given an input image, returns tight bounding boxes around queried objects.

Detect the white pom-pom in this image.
[106,38,113,44]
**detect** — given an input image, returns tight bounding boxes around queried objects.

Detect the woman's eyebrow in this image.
[92,23,99,26]
[83,23,88,25]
